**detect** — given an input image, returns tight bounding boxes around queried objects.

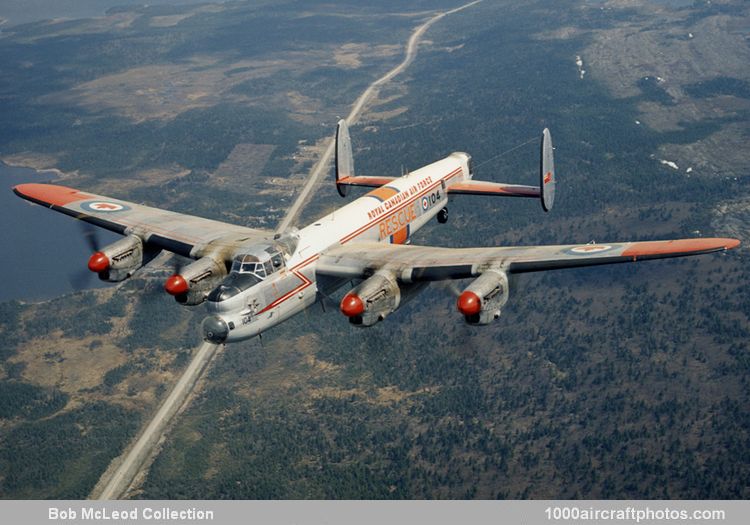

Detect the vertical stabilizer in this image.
[335,119,354,197]
[540,128,555,212]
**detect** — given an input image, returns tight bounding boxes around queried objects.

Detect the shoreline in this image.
[0,154,75,181]
[0,160,114,303]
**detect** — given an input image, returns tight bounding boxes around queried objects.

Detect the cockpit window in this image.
[240,262,255,273]
[211,248,287,304]
[231,251,285,280]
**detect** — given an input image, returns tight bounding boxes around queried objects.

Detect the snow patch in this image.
[575,55,585,79]
[660,159,679,170]
[688,32,694,39]
[635,120,641,125]
[686,167,693,173]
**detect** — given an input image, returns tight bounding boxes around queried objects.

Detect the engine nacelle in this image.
[456,269,509,325]
[340,270,401,327]
[164,256,228,306]
[88,235,151,282]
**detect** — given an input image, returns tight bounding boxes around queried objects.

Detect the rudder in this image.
[540,128,555,212]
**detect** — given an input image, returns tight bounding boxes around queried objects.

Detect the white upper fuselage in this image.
[295,152,470,263]
[209,152,471,342]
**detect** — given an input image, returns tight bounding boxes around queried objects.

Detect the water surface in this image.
[1,163,119,302]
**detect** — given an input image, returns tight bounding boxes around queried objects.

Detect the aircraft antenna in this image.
[473,136,538,173]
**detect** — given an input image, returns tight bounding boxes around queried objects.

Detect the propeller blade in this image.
[77,221,101,252]
[435,280,462,298]
[165,253,189,275]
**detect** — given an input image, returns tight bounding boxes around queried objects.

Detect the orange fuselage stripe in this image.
[264,166,463,313]
[340,167,462,244]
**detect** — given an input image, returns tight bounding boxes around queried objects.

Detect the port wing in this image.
[317,238,740,281]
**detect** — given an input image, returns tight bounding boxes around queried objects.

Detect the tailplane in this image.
[446,128,556,212]
[334,119,396,197]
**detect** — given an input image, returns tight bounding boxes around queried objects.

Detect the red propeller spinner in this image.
[164,274,189,296]
[340,293,365,317]
[456,291,481,316]
[87,252,109,273]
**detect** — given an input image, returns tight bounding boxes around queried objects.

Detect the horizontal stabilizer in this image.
[337,175,397,188]
[447,181,540,198]
[335,119,396,196]
[447,128,556,211]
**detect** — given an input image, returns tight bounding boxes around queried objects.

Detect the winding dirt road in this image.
[276,0,482,233]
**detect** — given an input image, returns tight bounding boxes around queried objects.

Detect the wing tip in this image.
[12,183,91,207]
[723,238,741,251]
[622,237,741,258]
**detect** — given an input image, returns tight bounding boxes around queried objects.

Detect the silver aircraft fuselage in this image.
[201,153,471,343]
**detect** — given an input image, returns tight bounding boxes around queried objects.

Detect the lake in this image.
[1,162,120,302]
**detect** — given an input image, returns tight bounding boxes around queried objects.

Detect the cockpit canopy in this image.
[207,245,287,303]
[230,249,285,280]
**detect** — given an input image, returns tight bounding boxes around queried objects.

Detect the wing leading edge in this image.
[317,238,740,281]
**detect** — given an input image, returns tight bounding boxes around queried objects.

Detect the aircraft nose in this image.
[202,315,229,344]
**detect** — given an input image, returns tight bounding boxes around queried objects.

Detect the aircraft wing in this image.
[13,183,272,258]
[317,238,740,281]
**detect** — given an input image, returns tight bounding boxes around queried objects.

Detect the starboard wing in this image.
[14,183,272,259]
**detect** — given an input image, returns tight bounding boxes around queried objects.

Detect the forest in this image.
[1,0,748,499]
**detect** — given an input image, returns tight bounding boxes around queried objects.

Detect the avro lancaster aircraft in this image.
[13,122,740,343]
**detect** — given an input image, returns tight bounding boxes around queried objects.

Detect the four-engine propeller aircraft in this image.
[13,122,740,343]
